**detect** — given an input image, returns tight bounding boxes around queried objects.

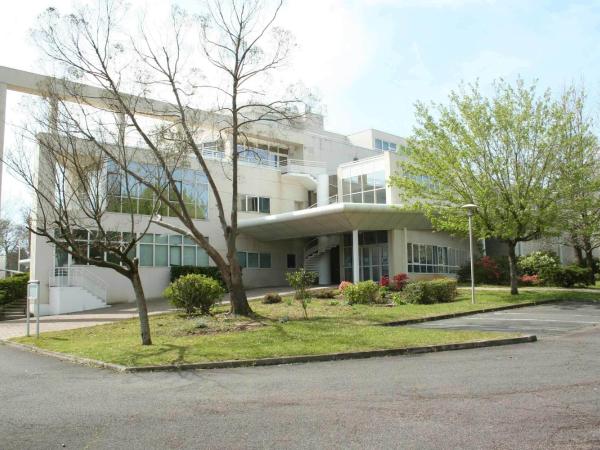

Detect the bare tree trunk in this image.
[507,241,519,295]
[131,266,152,345]
[228,257,252,316]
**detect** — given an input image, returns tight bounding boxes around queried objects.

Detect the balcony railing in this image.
[280,158,327,177]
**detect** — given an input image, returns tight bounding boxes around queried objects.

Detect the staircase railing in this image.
[49,267,108,303]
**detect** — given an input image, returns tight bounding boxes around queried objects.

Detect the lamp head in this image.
[461,204,478,216]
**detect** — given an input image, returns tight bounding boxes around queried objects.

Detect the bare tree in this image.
[33,0,308,316]
[5,105,164,345]
[0,218,27,263]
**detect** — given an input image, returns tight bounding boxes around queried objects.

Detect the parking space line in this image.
[464,317,600,324]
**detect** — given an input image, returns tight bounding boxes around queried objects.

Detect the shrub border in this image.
[2,335,536,373]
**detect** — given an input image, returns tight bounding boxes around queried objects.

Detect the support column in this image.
[0,83,7,209]
[317,236,331,286]
[352,229,360,283]
[30,99,59,313]
[316,173,329,207]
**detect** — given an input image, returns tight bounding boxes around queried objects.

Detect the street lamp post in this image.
[462,204,478,304]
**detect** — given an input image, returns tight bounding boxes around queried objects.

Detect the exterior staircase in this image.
[304,236,340,273]
[0,298,27,321]
[48,267,108,315]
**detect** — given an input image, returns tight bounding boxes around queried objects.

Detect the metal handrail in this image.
[280,158,326,169]
[49,267,108,303]
[308,194,338,209]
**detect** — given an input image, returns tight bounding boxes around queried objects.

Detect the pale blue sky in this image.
[1,0,600,216]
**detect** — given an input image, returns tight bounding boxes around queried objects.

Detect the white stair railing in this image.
[49,267,108,303]
[280,158,327,177]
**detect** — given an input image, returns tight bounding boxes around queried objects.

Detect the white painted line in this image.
[495,312,600,319]
[465,317,600,324]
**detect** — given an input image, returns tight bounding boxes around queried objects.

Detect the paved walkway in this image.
[0,285,328,340]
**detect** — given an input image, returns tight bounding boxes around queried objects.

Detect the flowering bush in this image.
[392,273,409,291]
[338,281,353,292]
[458,256,509,284]
[379,276,390,287]
[519,274,541,286]
[517,251,559,276]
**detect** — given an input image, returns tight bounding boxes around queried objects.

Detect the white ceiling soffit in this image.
[238,203,431,241]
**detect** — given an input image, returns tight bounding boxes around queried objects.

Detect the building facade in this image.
[0,66,471,315]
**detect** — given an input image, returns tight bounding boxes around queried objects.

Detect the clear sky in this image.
[1,0,600,218]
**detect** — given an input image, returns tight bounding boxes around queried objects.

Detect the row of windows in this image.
[407,243,467,274]
[138,234,209,267]
[236,251,272,269]
[341,171,387,204]
[54,230,209,268]
[375,139,397,152]
[342,230,388,246]
[239,195,271,213]
[106,162,209,219]
[237,141,290,167]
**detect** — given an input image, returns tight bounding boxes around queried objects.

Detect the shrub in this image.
[343,280,381,305]
[403,279,458,304]
[391,273,409,291]
[313,288,337,299]
[262,292,282,304]
[169,266,226,290]
[519,274,541,286]
[539,265,592,288]
[517,251,559,276]
[285,269,318,318]
[163,274,225,316]
[379,275,390,287]
[338,281,353,292]
[0,273,28,306]
[458,256,509,284]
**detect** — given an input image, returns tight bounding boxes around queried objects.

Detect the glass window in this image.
[247,252,259,268]
[382,141,389,151]
[248,197,258,212]
[389,143,397,151]
[155,245,168,266]
[376,189,386,204]
[169,246,181,266]
[197,248,209,266]
[183,246,196,266]
[237,252,247,268]
[375,139,383,149]
[140,244,154,266]
[259,197,270,213]
[259,253,271,269]
[287,254,296,269]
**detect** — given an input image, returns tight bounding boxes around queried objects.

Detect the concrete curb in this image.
[382,299,566,327]
[2,334,537,373]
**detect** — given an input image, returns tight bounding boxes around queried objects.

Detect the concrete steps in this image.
[1,298,27,321]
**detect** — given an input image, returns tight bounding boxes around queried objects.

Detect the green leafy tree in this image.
[391,79,571,294]
[554,86,600,281]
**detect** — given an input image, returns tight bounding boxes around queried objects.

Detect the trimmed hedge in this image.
[0,274,28,306]
[539,265,592,288]
[170,266,226,290]
[262,292,283,304]
[403,278,458,304]
[164,274,225,316]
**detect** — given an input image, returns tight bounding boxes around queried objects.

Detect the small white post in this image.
[352,229,360,283]
[0,83,7,209]
[27,280,40,337]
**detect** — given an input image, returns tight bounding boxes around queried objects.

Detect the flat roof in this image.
[238,203,431,241]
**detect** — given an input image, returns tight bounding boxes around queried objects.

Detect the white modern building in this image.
[0,66,471,315]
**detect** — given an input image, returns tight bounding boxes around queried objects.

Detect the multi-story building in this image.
[0,66,471,315]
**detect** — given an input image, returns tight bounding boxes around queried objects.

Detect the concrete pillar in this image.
[389,228,408,275]
[316,173,329,207]
[0,83,6,209]
[317,236,331,285]
[352,229,360,282]
[29,100,60,313]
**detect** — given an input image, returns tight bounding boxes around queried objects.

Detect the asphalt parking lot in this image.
[413,300,600,336]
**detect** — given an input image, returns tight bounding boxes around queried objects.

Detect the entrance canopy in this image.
[238,203,431,241]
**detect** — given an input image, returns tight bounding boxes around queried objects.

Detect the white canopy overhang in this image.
[238,203,431,241]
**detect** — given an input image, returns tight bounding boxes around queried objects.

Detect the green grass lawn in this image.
[14,288,600,367]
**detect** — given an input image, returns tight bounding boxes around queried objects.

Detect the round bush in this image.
[518,251,559,276]
[163,274,225,316]
[343,280,381,305]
